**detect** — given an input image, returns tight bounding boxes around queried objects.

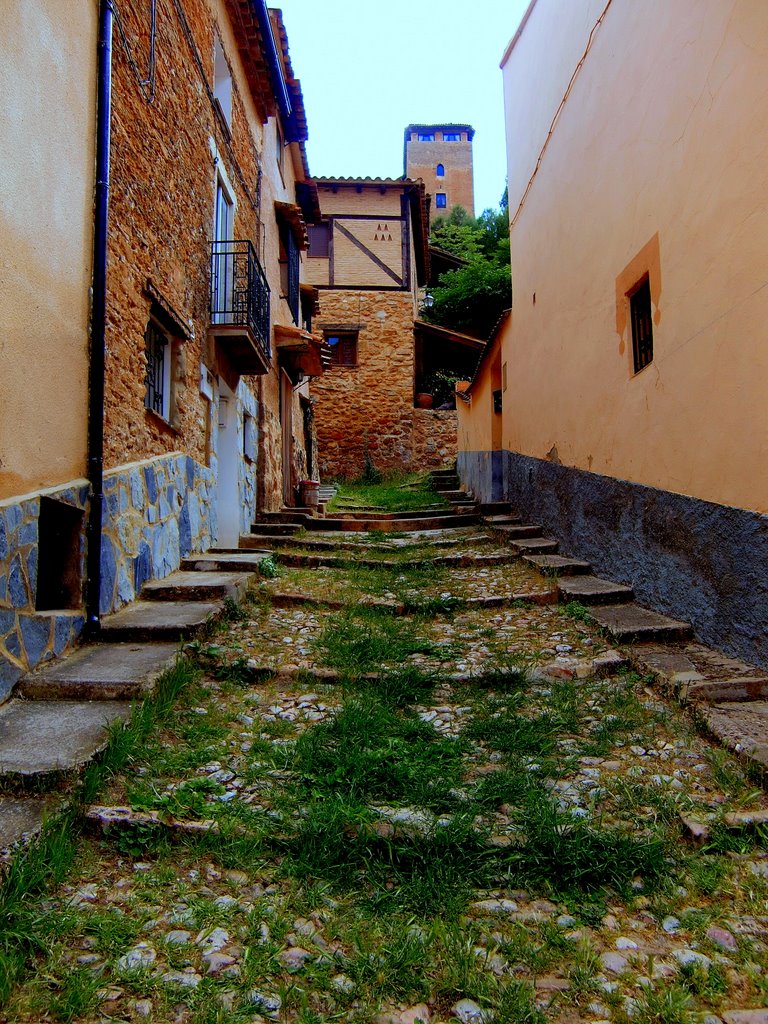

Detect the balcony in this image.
[209,239,271,375]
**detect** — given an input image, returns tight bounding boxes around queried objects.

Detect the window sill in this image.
[146,408,181,435]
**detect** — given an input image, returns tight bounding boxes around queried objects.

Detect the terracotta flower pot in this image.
[416,393,434,409]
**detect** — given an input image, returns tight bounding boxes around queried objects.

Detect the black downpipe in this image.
[85,0,113,635]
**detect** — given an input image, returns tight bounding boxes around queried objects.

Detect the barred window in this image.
[629,277,653,373]
[326,332,358,367]
[144,318,171,419]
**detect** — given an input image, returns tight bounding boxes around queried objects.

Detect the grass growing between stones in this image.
[4,550,768,1021]
[328,473,450,513]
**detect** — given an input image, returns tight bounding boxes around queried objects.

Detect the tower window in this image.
[417,132,435,142]
[436,163,445,177]
[435,193,447,209]
[629,276,653,373]
[443,132,461,141]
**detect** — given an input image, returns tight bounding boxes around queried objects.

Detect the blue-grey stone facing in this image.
[487,450,768,671]
[457,450,504,504]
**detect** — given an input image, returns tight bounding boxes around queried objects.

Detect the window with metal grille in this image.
[629,276,653,373]
[279,223,300,324]
[308,223,329,258]
[326,332,357,367]
[144,318,171,418]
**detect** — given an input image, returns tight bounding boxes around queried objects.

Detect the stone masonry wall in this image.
[312,293,458,479]
[411,409,458,471]
[312,291,416,479]
[100,452,215,615]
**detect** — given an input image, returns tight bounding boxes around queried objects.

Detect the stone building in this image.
[304,177,476,479]
[0,0,326,695]
[404,123,475,218]
[457,0,768,668]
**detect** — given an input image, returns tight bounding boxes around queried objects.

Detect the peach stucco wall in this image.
[0,2,96,499]
[498,0,768,513]
[457,329,503,455]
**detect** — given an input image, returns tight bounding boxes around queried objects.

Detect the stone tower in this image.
[404,123,475,219]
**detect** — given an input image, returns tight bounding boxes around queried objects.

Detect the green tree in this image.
[425,190,511,337]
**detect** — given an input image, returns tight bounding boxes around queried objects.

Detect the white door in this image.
[212,180,234,321]
[216,378,240,548]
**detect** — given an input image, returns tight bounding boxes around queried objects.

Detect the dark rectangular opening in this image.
[35,497,84,611]
[307,223,329,258]
[630,276,653,373]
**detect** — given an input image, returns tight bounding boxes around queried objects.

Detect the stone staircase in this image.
[0,552,270,859]
[477,506,768,776]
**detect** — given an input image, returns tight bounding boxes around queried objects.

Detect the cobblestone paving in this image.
[4,525,768,1024]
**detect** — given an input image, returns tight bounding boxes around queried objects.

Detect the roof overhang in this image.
[274,323,331,377]
[413,319,486,350]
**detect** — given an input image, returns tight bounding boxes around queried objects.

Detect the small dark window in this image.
[443,132,461,141]
[145,318,170,419]
[36,497,84,611]
[279,222,300,324]
[493,389,502,414]
[436,163,445,177]
[326,332,357,366]
[435,193,447,209]
[629,276,653,373]
[308,223,330,258]
[418,132,435,142]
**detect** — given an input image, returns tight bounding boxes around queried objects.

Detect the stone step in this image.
[303,513,480,533]
[256,509,316,523]
[99,601,223,642]
[477,502,514,516]
[590,603,693,643]
[557,575,634,605]
[276,550,520,571]
[696,701,768,773]
[0,700,131,783]
[1,796,63,860]
[249,522,303,536]
[484,515,523,526]
[435,489,469,500]
[684,677,768,704]
[141,570,252,603]
[510,537,559,554]
[17,642,179,701]
[491,523,543,539]
[524,554,592,576]
[433,480,461,491]
[181,552,272,572]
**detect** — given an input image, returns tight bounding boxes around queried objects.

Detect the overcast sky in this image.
[276,0,531,214]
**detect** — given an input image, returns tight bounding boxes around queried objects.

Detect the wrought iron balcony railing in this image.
[210,239,271,361]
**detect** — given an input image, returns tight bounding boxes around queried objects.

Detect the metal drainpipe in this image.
[85,0,113,635]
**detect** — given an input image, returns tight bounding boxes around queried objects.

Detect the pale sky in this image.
[276,0,531,215]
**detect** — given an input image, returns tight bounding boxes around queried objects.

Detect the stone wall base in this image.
[457,450,504,503]
[100,453,215,614]
[0,480,90,701]
[464,450,768,670]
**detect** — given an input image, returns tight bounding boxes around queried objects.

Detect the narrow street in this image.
[2,479,768,1024]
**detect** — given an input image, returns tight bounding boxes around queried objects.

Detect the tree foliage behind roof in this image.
[425,189,511,338]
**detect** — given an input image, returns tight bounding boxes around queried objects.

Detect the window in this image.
[213,35,232,128]
[145,318,172,420]
[326,332,357,366]
[435,193,447,209]
[629,276,653,373]
[443,132,461,141]
[436,163,445,177]
[418,132,435,142]
[276,119,284,177]
[279,222,300,324]
[308,223,330,258]
[493,389,503,414]
[243,412,256,462]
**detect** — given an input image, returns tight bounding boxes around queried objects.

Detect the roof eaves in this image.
[500,0,539,68]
